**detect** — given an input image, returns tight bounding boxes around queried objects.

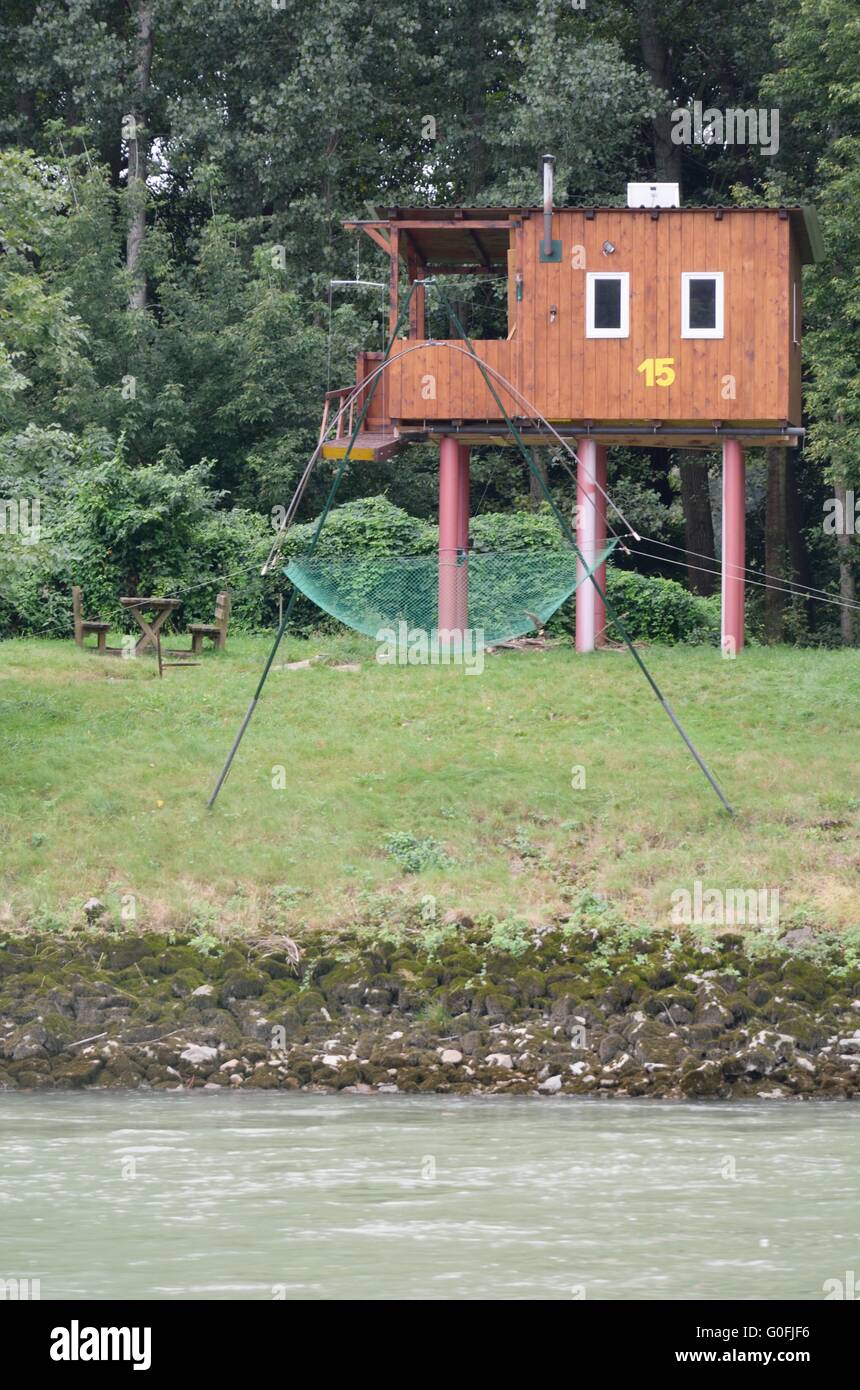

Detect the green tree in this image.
[768,0,860,641]
[0,149,88,420]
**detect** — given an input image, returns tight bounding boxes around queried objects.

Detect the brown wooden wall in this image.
[380,209,801,428]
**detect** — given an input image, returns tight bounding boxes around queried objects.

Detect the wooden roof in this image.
[345,204,823,269]
[387,209,519,272]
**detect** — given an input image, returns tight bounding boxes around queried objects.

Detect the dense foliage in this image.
[283,495,718,643]
[0,428,274,636]
[0,0,857,643]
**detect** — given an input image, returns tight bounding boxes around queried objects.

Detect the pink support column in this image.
[593,444,608,645]
[721,439,746,654]
[456,443,470,632]
[438,436,463,637]
[576,439,607,653]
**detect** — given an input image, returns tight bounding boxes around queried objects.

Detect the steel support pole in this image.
[456,442,470,631]
[593,444,608,644]
[721,439,746,654]
[438,436,464,638]
[576,439,600,652]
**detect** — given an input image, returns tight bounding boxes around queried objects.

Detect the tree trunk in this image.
[638,3,682,184]
[529,448,549,507]
[647,445,674,508]
[785,455,811,593]
[764,446,788,641]
[125,0,155,312]
[764,447,813,637]
[106,137,124,190]
[14,88,36,144]
[833,483,855,645]
[678,451,717,594]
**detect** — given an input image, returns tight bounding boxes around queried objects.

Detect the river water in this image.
[1,1093,857,1301]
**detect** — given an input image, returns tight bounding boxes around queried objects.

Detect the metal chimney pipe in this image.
[542,154,555,256]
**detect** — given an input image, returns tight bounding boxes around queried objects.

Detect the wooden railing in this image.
[318,386,356,446]
[320,352,392,443]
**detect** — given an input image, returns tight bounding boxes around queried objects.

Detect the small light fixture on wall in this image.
[602,240,616,256]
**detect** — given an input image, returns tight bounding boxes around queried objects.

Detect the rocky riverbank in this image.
[1,921,859,1097]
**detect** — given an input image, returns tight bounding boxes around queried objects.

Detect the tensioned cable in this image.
[265,330,841,600]
[633,547,860,619]
[629,542,860,616]
[547,448,633,555]
[636,531,855,610]
[430,343,635,540]
[263,337,635,556]
[207,283,422,808]
[428,280,734,814]
[208,281,733,815]
[328,338,634,542]
[167,342,850,624]
[166,491,860,626]
[167,493,860,632]
[163,334,621,604]
[634,540,860,612]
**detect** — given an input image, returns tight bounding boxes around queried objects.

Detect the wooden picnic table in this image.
[120,596,182,655]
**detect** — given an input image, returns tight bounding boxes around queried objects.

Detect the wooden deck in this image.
[321,430,403,463]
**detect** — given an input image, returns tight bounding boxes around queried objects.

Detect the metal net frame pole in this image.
[207,286,417,809]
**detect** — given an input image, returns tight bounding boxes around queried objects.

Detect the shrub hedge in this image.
[0,436,717,646]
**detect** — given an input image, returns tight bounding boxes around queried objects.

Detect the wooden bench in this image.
[187,591,231,653]
[72,586,110,651]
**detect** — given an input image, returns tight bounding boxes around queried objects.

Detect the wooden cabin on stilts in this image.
[331,161,822,655]
[207,163,821,813]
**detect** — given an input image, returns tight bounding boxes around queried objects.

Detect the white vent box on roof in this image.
[626,182,680,209]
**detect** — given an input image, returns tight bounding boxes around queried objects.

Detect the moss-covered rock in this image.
[679,1058,727,1098]
[220,968,266,1000]
[469,986,516,1020]
[52,1055,104,1087]
[245,1065,282,1089]
[0,921,857,1098]
[170,968,207,998]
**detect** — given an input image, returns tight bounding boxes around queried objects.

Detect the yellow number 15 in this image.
[637,357,676,387]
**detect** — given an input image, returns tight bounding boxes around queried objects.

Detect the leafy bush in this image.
[0,429,278,637]
[0,446,717,647]
[283,494,436,559]
[382,832,455,873]
[470,507,563,551]
[602,569,719,645]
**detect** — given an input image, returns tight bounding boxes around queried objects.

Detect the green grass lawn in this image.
[2,633,859,937]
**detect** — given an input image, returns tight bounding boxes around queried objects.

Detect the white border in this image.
[586,271,629,339]
[681,271,724,339]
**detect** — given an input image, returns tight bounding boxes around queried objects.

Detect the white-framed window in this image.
[681,271,724,338]
[586,271,629,338]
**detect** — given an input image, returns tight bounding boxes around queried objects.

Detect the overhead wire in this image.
[629,541,860,616]
[208,281,737,814]
[635,531,853,610]
[167,338,860,624]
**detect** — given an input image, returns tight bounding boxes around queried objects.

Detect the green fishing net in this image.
[286,544,617,647]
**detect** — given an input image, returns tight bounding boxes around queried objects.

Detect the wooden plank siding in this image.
[358,209,801,432]
[384,340,520,420]
[789,231,803,423]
